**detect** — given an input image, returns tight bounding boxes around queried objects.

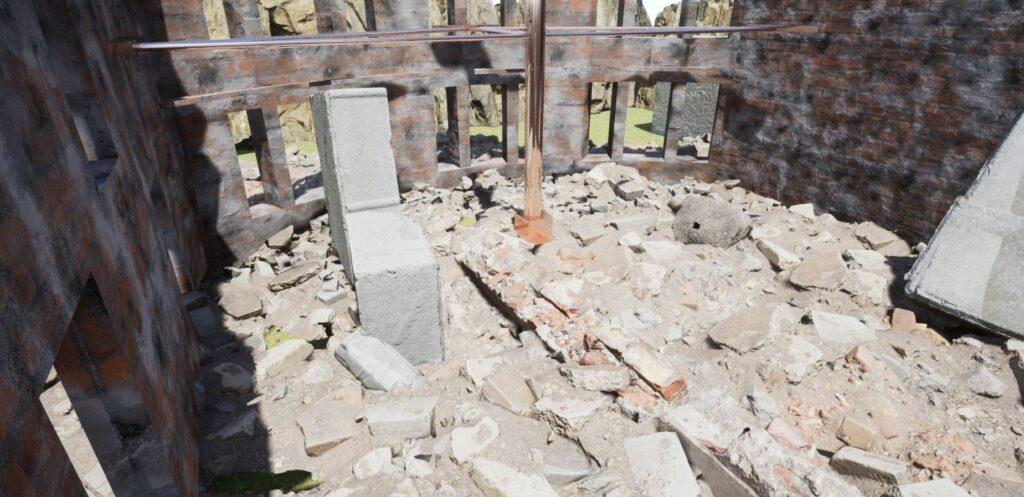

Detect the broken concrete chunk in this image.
[209,409,258,440]
[789,203,816,220]
[708,305,783,354]
[534,396,605,434]
[756,239,801,271]
[333,331,425,391]
[672,195,751,248]
[789,251,848,290]
[559,364,631,392]
[777,336,823,384]
[255,339,313,379]
[451,417,500,464]
[613,179,645,201]
[727,429,864,497]
[620,343,687,399]
[366,397,438,438]
[268,262,319,291]
[624,432,700,497]
[212,362,254,395]
[470,458,559,497]
[836,415,877,451]
[481,371,536,416]
[297,401,361,456]
[962,475,1024,497]
[812,311,876,343]
[766,418,812,450]
[569,219,609,247]
[899,479,971,497]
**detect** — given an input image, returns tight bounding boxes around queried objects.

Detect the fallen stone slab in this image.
[208,409,258,440]
[217,283,264,319]
[297,401,361,456]
[855,222,899,250]
[365,396,437,439]
[898,479,970,497]
[624,432,700,497]
[267,225,294,250]
[707,305,783,354]
[962,474,1024,497]
[333,331,425,391]
[672,195,751,247]
[470,458,559,497]
[255,339,313,379]
[789,251,848,290]
[905,111,1024,340]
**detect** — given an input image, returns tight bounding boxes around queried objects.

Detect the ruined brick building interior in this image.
[3,0,1024,496]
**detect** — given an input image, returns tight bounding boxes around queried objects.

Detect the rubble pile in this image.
[172,164,1022,497]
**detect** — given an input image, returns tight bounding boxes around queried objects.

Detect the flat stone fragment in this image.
[836,416,877,451]
[789,203,816,220]
[707,305,782,354]
[672,195,751,247]
[830,446,906,484]
[789,251,848,290]
[268,262,319,291]
[624,432,700,497]
[255,339,313,379]
[778,336,823,384]
[267,225,294,249]
[899,479,971,497]
[297,401,360,456]
[451,417,500,464]
[855,222,899,250]
[470,458,559,497]
[212,363,254,394]
[757,239,801,271]
[365,396,438,438]
[812,311,876,343]
[333,331,425,391]
[209,409,258,440]
[962,475,1024,497]
[481,371,536,416]
[217,283,264,319]
[559,364,631,392]
[619,343,687,399]
[543,437,592,485]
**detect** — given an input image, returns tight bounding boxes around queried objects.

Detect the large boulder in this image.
[671,195,751,247]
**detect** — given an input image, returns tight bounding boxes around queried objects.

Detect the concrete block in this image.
[345,211,444,364]
[899,479,970,497]
[906,111,1024,339]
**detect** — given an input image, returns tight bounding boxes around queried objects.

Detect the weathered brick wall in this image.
[0,1,201,495]
[717,0,1024,242]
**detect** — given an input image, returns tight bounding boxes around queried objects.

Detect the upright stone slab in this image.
[312,88,444,364]
[311,88,402,278]
[906,110,1024,339]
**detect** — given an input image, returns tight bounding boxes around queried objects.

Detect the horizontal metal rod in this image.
[128,23,816,51]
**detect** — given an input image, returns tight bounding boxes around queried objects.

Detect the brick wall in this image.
[717,0,1024,242]
[0,1,201,495]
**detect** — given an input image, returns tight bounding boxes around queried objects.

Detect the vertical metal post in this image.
[523,0,545,219]
[514,0,553,243]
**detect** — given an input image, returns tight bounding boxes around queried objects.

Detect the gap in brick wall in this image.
[278,103,323,205]
[435,86,461,169]
[588,82,613,157]
[228,110,269,213]
[469,84,504,164]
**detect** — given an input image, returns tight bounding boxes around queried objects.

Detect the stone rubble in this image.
[180,164,1024,497]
